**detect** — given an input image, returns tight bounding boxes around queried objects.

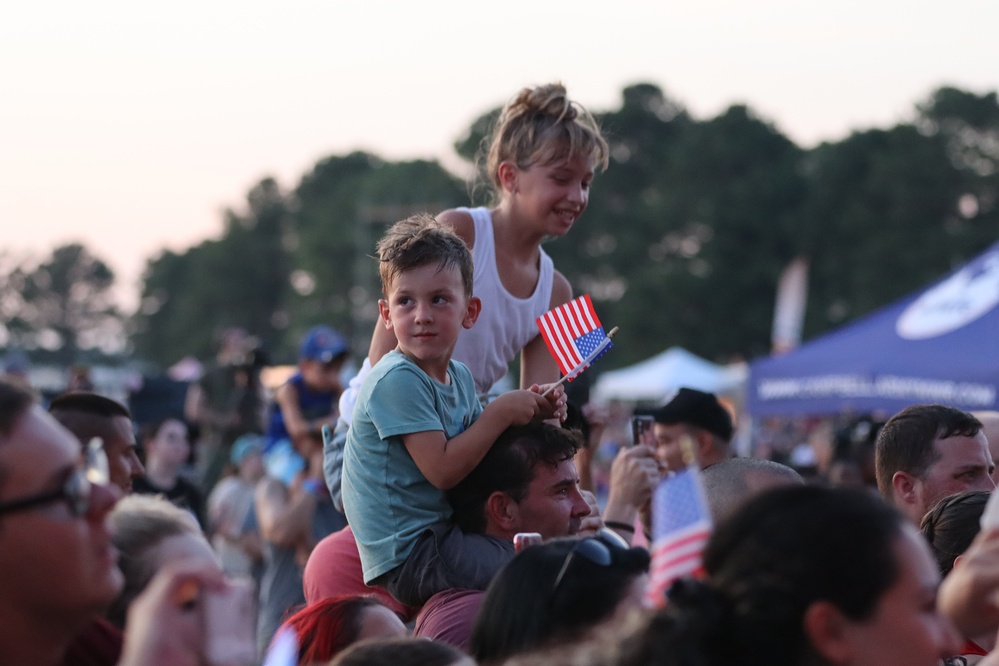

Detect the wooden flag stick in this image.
[541,326,619,397]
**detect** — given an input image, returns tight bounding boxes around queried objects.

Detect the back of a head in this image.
[470,535,649,665]
[107,494,203,627]
[447,422,581,534]
[376,214,474,299]
[688,485,906,664]
[329,637,467,666]
[875,404,982,499]
[701,457,803,524]
[485,83,609,196]
[281,595,384,665]
[920,490,989,576]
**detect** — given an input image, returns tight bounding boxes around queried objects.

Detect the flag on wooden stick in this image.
[643,453,713,608]
[536,294,613,382]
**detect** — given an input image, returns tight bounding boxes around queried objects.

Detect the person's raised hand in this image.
[939,528,999,637]
[118,560,226,666]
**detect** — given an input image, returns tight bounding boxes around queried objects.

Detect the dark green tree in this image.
[284,153,466,361]
[132,178,291,367]
[8,244,122,361]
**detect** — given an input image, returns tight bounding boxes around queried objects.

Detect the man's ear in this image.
[485,491,518,533]
[694,429,715,461]
[803,600,854,664]
[892,470,919,506]
[378,299,393,330]
[463,297,482,330]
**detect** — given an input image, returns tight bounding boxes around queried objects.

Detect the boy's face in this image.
[300,357,344,394]
[379,262,480,376]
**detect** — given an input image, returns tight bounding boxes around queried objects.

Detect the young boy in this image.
[264,325,349,485]
[341,214,566,607]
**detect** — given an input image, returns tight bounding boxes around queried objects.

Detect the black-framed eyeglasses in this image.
[0,438,108,519]
[551,528,630,595]
[0,467,92,517]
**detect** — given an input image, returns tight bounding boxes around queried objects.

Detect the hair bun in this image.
[508,83,575,123]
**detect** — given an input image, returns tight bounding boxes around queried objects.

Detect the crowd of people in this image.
[2,81,999,666]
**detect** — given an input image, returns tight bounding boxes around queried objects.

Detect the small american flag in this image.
[643,465,713,608]
[536,294,613,380]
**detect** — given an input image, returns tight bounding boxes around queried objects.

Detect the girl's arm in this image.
[520,270,573,389]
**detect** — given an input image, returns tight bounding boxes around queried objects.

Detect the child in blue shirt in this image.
[340,214,566,607]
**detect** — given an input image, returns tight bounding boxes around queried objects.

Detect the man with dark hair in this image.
[875,404,994,524]
[446,422,591,539]
[652,387,734,471]
[303,422,594,645]
[49,392,143,494]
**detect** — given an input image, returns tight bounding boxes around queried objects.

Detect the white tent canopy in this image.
[592,346,747,405]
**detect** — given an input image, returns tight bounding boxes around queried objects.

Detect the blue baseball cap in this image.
[299,326,349,363]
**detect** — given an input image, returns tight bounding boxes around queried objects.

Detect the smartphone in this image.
[631,415,655,447]
[513,532,543,552]
[204,578,257,666]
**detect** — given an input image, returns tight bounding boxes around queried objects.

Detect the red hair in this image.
[280,595,384,664]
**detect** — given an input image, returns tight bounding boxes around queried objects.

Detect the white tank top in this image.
[452,207,554,394]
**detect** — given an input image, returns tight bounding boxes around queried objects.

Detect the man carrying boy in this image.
[341,214,566,608]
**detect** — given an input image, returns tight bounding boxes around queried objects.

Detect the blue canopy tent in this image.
[748,240,999,416]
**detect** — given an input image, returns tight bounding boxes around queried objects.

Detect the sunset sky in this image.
[3,0,997,308]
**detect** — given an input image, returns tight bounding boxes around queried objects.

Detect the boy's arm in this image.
[403,390,558,490]
[275,382,332,451]
[254,476,315,548]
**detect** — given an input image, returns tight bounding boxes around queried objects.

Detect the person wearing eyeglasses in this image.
[0,379,240,666]
[0,379,124,666]
[468,529,649,665]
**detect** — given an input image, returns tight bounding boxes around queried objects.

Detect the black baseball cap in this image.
[653,387,733,441]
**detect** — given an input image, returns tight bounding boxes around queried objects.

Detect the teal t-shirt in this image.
[341,350,483,583]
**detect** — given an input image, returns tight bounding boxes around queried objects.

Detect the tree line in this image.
[3,83,997,372]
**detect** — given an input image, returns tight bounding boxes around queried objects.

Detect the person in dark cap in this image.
[652,387,734,471]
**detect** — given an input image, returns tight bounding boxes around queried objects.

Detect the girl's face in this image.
[149,419,190,466]
[505,154,595,237]
[830,525,961,666]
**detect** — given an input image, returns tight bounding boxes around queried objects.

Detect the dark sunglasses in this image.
[551,528,630,594]
[0,467,92,518]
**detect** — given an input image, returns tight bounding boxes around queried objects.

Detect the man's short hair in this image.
[376,214,474,297]
[447,423,582,534]
[49,391,131,420]
[654,387,733,443]
[875,404,983,499]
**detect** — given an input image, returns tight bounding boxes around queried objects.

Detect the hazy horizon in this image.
[4,0,998,310]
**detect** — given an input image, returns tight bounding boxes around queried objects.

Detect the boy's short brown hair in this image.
[376,213,474,297]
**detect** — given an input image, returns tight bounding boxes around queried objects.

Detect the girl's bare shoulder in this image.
[436,208,475,248]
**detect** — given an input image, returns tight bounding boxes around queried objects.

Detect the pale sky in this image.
[3,0,997,310]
